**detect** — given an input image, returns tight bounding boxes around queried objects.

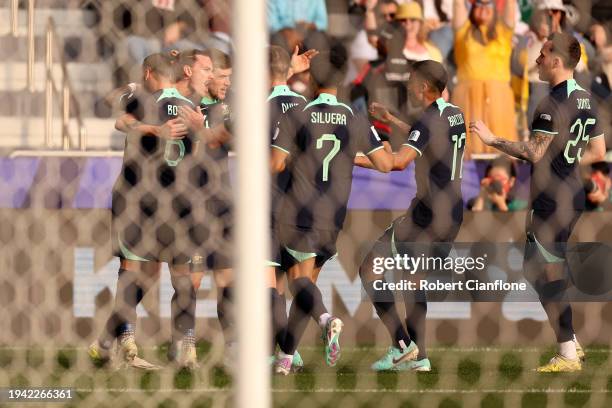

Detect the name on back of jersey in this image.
[311,112,347,125]
[282,102,300,113]
[447,113,464,127]
[577,98,591,110]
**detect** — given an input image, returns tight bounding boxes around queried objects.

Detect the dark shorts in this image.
[204,199,234,270]
[111,189,212,270]
[374,214,460,261]
[524,209,582,264]
[277,224,339,269]
[267,228,284,269]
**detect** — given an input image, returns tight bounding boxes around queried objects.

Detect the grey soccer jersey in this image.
[112,87,210,264]
[268,85,307,224]
[529,79,605,212]
[402,97,467,229]
[273,93,384,231]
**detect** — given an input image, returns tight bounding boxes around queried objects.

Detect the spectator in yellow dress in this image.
[452,0,517,156]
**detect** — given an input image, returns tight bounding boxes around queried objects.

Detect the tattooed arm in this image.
[469,120,554,163]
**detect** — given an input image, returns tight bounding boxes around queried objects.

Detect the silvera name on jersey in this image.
[311,111,347,125]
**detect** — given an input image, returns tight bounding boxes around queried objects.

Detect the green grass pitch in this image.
[1,344,611,407]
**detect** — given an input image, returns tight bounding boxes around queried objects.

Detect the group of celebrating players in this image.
[88,29,605,375]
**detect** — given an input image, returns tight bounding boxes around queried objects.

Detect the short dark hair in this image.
[592,161,610,175]
[172,49,212,79]
[549,32,581,70]
[209,48,232,70]
[411,60,448,94]
[143,53,175,81]
[269,45,291,79]
[309,43,348,89]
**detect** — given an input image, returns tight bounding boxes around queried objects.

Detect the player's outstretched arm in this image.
[580,135,606,165]
[470,120,553,163]
[270,146,289,173]
[104,83,139,106]
[392,145,419,171]
[354,141,393,171]
[369,103,411,134]
[177,105,231,145]
[366,148,393,173]
[114,112,157,135]
[115,113,187,140]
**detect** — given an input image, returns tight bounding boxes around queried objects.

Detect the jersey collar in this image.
[563,78,587,98]
[311,93,338,105]
[156,87,194,105]
[267,85,291,100]
[434,97,457,116]
[200,95,219,105]
[304,93,354,114]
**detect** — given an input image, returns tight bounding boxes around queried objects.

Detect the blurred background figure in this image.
[589,23,612,101]
[364,0,401,57]
[421,0,455,60]
[121,5,200,82]
[524,9,552,123]
[201,0,233,54]
[535,0,592,74]
[345,0,383,84]
[352,1,443,146]
[469,157,527,212]
[396,2,443,63]
[584,161,612,211]
[268,0,328,51]
[452,0,518,156]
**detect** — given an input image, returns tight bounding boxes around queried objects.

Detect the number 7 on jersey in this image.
[316,134,341,182]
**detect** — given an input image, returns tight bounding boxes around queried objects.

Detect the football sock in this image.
[558,303,575,343]
[170,274,197,341]
[573,334,582,349]
[362,278,411,349]
[183,328,196,348]
[537,279,574,343]
[404,290,428,359]
[559,340,578,360]
[319,313,332,328]
[99,268,143,349]
[217,286,234,343]
[283,277,326,354]
[271,288,288,353]
[277,351,293,361]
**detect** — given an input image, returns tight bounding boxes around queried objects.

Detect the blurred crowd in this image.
[340,0,612,155]
[112,0,612,155]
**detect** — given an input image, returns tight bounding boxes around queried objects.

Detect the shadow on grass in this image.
[498,352,523,383]
[457,357,481,386]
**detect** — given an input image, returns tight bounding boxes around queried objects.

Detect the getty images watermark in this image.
[371,252,528,292]
[362,242,612,301]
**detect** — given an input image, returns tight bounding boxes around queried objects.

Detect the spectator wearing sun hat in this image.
[395,2,443,63]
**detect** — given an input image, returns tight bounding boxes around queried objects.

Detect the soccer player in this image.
[358,60,467,372]
[163,48,237,365]
[270,44,394,375]
[470,32,606,372]
[88,53,208,369]
[267,45,318,371]
[193,49,238,360]
[172,49,232,155]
